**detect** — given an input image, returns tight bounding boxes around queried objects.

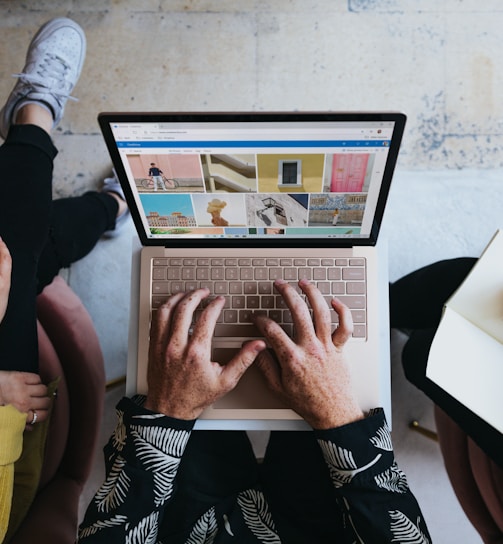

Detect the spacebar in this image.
[214,324,262,337]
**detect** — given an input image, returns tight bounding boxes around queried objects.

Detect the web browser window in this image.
[107,119,397,241]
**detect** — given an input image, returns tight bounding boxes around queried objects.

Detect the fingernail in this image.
[275,278,287,285]
[254,342,266,353]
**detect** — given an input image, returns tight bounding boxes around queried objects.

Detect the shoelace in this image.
[12,52,78,102]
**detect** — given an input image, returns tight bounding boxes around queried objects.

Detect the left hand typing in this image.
[145,288,266,420]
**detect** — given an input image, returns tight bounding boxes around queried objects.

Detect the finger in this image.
[150,292,185,355]
[253,312,293,354]
[30,396,51,411]
[170,288,210,347]
[299,279,332,339]
[18,372,43,385]
[331,297,354,348]
[274,279,314,341]
[27,384,49,398]
[220,339,266,389]
[36,410,50,424]
[26,409,36,425]
[254,348,283,394]
[26,408,49,425]
[190,295,225,350]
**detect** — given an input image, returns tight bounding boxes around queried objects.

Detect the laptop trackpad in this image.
[212,348,287,410]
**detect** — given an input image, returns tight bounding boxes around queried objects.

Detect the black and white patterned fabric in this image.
[78,398,431,543]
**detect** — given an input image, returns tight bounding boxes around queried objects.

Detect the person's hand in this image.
[0,237,11,324]
[253,279,364,430]
[145,288,266,420]
[0,371,50,426]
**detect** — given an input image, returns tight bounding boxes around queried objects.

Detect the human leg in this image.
[0,125,57,371]
[0,17,86,371]
[389,257,477,330]
[389,257,477,388]
[36,173,129,293]
[260,431,343,543]
[153,175,164,191]
[160,431,259,538]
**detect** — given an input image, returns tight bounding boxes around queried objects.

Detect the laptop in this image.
[98,111,406,429]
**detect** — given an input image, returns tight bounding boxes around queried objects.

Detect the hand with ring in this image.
[0,371,50,427]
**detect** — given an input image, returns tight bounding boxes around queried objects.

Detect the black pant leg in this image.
[260,431,343,543]
[36,191,118,292]
[0,125,57,372]
[160,431,259,538]
[389,257,477,399]
[389,257,477,330]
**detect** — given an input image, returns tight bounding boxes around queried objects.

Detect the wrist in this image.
[144,395,200,421]
[307,401,364,430]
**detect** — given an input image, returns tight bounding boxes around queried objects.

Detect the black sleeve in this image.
[315,408,432,543]
[77,396,194,543]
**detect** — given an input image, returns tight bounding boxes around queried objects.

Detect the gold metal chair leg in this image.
[105,375,126,391]
[409,420,438,442]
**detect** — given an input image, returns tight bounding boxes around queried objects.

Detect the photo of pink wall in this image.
[326,153,372,193]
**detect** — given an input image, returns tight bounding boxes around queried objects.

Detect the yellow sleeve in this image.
[0,404,26,542]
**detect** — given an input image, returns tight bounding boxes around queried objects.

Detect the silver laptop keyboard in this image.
[151,257,367,339]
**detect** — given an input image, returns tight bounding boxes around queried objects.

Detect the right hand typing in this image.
[254,279,364,430]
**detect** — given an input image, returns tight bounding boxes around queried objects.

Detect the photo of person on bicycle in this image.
[128,154,205,193]
[148,162,168,191]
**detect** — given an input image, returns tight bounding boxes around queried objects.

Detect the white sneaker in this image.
[0,17,86,139]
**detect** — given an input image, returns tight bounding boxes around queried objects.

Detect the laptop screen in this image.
[98,112,406,247]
